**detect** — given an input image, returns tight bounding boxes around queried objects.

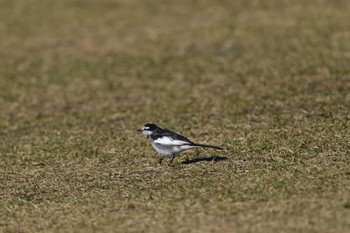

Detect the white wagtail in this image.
[138,123,224,164]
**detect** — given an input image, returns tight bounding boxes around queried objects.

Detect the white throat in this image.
[142,130,152,136]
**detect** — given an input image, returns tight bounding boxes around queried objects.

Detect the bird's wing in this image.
[152,128,194,145]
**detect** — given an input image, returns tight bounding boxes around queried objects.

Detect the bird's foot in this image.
[168,156,176,166]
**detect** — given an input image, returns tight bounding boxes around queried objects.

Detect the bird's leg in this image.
[168,156,176,166]
[159,157,164,165]
[196,148,199,157]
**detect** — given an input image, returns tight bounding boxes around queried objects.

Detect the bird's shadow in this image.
[181,155,228,164]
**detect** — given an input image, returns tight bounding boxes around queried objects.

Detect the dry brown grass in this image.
[1,0,350,232]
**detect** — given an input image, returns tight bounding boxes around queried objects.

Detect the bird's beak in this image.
[137,129,142,132]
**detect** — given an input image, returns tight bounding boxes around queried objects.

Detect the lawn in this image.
[0,0,349,232]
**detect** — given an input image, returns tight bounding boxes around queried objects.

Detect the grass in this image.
[1,0,350,232]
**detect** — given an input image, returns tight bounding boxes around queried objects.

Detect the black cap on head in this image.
[143,123,159,131]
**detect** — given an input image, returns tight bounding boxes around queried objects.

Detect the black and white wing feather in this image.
[149,126,224,151]
[150,128,195,146]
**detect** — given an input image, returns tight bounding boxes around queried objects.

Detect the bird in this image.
[138,123,224,165]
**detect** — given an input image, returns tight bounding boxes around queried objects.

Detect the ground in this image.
[0,0,350,232]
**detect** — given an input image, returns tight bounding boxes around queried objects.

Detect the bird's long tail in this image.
[194,143,224,150]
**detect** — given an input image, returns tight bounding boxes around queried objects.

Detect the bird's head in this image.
[137,123,159,136]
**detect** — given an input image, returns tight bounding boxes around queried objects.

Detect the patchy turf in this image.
[1,0,350,232]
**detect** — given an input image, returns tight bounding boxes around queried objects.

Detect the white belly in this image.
[151,142,194,157]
